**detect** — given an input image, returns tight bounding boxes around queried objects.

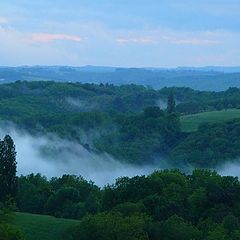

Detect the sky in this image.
[0,0,240,67]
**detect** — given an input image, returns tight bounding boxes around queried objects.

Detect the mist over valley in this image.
[1,0,240,239]
[0,80,240,185]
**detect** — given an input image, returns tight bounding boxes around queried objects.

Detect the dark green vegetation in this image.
[0,206,24,240]
[1,80,240,239]
[17,174,100,220]
[171,120,240,167]
[0,135,17,202]
[14,212,79,240]
[2,81,240,167]
[96,108,180,163]
[0,134,23,239]
[15,170,240,240]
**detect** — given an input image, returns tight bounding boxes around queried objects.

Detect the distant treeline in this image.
[1,66,240,91]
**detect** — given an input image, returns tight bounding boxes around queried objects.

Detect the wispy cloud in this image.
[116,37,157,45]
[0,19,239,67]
[162,36,220,46]
[31,33,82,43]
[116,34,219,46]
[0,16,8,24]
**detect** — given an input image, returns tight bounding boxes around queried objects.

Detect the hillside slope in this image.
[180,109,240,132]
[14,212,79,240]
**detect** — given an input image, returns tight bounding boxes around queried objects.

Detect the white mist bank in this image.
[217,162,240,178]
[1,124,240,187]
[0,126,160,186]
[66,97,98,112]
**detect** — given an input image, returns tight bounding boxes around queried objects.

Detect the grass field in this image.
[14,212,79,240]
[180,109,240,132]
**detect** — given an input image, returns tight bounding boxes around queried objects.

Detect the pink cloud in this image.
[31,33,82,43]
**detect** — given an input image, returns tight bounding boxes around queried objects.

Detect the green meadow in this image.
[180,109,240,132]
[14,212,79,240]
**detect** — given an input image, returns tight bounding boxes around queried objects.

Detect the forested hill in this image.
[1,66,240,91]
[15,170,240,240]
[1,81,240,168]
[2,81,240,116]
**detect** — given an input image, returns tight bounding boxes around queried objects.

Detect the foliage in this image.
[0,224,24,240]
[14,169,240,239]
[64,212,150,240]
[167,91,176,114]
[0,203,24,240]
[17,174,100,219]
[96,108,181,163]
[0,135,17,201]
[2,81,240,166]
[170,120,240,167]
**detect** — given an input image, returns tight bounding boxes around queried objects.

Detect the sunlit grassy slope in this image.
[14,212,79,240]
[180,109,240,132]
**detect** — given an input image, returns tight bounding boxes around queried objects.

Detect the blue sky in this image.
[0,0,240,67]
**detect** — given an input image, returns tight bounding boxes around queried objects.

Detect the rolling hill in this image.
[14,212,79,240]
[180,109,240,132]
[1,66,240,91]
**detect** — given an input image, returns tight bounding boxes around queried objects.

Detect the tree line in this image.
[15,169,240,240]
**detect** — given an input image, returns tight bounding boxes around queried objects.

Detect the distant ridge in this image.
[1,65,240,91]
[1,65,240,73]
[176,66,240,73]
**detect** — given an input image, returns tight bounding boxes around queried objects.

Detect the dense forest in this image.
[1,0,240,238]
[26,170,240,240]
[1,81,240,239]
[1,81,240,168]
[2,140,240,239]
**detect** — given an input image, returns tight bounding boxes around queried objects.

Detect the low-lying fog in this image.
[0,125,162,186]
[0,124,239,186]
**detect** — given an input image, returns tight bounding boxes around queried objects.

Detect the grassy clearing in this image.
[180,109,240,132]
[14,212,79,240]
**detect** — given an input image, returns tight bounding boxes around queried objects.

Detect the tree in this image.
[0,135,17,201]
[144,106,164,118]
[207,225,226,240]
[113,97,126,112]
[65,212,150,240]
[154,215,202,240]
[0,203,24,240]
[0,223,24,240]
[223,214,239,233]
[167,91,176,113]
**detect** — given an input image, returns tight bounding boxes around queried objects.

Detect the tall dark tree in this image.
[167,91,176,113]
[113,96,126,112]
[0,135,17,201]
[144,106,164,118]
